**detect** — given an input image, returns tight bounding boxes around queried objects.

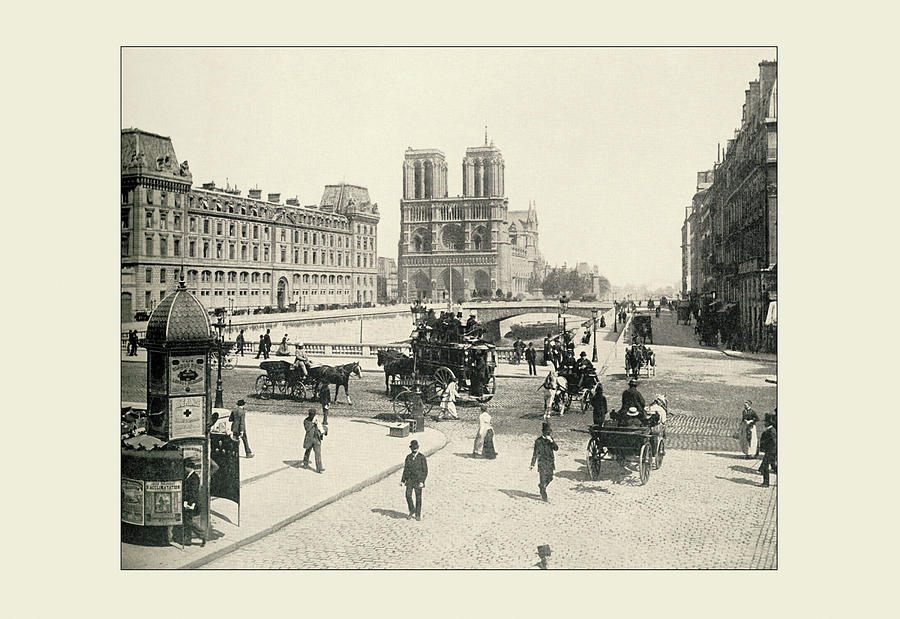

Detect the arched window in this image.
[263,273,271,284]
[240,272,248,283]
[251,272,260,283]
[312,275,319,285]
[472,225,487,251]
[329,275,335,284]
[303,274,310,283]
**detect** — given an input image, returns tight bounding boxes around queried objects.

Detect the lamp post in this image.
[214,314,225,408]
[559,293,569,343]
[613,299,618,333]
[591,307,598,362]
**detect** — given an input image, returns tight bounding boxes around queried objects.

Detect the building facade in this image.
[681,60,777,351]
[377,256,398,303]
[121,129,379,319]
[397,137,540,303]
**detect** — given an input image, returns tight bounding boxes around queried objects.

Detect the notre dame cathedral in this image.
[398,135,541,303]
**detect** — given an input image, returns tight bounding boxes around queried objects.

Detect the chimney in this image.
[202,181,216,190]
[748,80,761,120]
[286,197,299,206]
[758,61,777,103]
[742,89,751,126]
[248,188,262,200]
[267,193,281,204]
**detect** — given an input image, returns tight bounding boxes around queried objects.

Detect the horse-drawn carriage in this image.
[631,311,653,344]
[554,366,598,413]
[625,344,656,379]
[255,359,361,403]
[585,423,665,485]
[378,337,497,416]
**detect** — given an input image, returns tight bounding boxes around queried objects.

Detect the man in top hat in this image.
[401,439,428,520]
[302,408,325,473]
[181,457,205,547]
[235,329,245,356]
[525,342,538,375]
[758,413,777,487]
[230,399,253,458]
[466,313,478,334]
[530,421,559,501]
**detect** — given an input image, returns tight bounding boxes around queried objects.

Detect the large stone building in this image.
[121,129,379,319]
[681,60,777,352]
[376,256,398,303]
[397,136,541,303]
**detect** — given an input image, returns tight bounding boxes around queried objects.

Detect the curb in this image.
[721,349,776,364]
[179,429,451,569]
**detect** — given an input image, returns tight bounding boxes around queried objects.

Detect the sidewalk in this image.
[721,349,777,363]
[122,413,447,569]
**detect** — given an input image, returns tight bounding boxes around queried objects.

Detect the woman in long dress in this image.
[276,334,290,356]
[473,405,491,456]
[438,376,459,420]
[739,400,759,458]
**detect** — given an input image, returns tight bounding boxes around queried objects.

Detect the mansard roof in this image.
[121,128,192,182]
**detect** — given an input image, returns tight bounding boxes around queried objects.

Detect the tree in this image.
[541,267,590,298]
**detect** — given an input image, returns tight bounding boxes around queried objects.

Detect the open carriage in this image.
[585,423,665,485]
[255,360,317,400]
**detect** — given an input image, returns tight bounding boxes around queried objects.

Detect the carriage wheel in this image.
[654,438,665,470]
[433,366,456,391]
[420,381,439,414]
[587,437,603,480]
[255,375,274,399]
[639,443,652,485]
[290,382,307,400]
[393,388,414,417]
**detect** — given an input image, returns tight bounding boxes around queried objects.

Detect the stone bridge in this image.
[461,300,613,324]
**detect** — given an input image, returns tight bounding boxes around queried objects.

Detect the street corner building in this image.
[397,135,543,303]
[681,60,777,353]
[120,129,379,320]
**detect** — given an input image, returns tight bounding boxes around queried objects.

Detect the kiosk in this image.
[122,279,216,544]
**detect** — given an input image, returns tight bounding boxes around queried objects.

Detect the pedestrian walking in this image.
[230,399,254,458]
[235,329,245,356]
[437,375,459,420]
[739,400,759,459]
[181,457,206,546]
[758,412,777,487]
[255,334,265,359]
[127,329,138,356]
[276,333,290,356]
[401,439,428,520]
[525,342,537,375]
[318,382,331,426]
[263,329,272,359]
[540,370,557,421]
[590,383,608,427]
[473,404,492,456]
[530,422,558,502]
[302,409,325,473]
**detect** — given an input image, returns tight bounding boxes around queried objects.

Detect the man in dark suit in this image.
[591,383,608,426]
[302,409,325,473]
[230,399,253,458]
[401,439,428,520]
[530,422,559,501]
[525,343,537,375]
[255,334,265,359]
[263,329,272,359]
[181,457,205,547]
[543,335,551,366]
[758,413,777,487]
[619,379,646,418]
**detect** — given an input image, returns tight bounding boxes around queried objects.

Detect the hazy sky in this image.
[122,47,775,289]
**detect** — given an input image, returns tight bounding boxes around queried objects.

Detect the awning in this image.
[765,301,777,327]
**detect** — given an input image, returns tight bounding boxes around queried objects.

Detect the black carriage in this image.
[585,423,665,485]
[625,344,655,379]
[255,360,317,400]
[631,312,653,344]
[410,338,497,400]
[555,367,597,413]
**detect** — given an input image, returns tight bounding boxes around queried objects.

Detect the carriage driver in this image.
[616,379,646,422]
[293,343,311,377]
[576,352,596,389]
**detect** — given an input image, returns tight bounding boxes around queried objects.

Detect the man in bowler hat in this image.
[401,439,428,520]
[758,413,777,487]
[230,399,253,458]
[531,422,559,501]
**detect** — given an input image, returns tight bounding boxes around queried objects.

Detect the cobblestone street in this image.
[208,424,776,569]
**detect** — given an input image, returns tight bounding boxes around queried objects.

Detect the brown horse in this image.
[308,361,362,405]
[377,349,414,394]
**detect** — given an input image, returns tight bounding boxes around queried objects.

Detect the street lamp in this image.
[613,299,618,333]
[214,314,225,408]
[591,307,598,362]
[559,293,569,343]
